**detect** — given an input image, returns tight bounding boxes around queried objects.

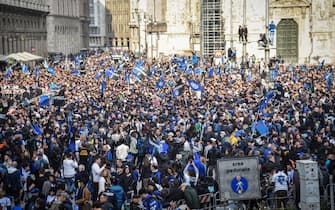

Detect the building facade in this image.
[79,0,90,49]
[0,0,49,56]
[129,0,200,57]
[223,0,335,64]
[47,0,81,55]
[106,0,130,50]
[89,0,112,48]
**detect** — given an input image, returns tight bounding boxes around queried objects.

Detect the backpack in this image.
[143,196,162,210]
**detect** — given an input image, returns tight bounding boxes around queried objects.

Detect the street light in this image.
[241,0,247,71]
[134,8,141,54]
[265,0,270,72]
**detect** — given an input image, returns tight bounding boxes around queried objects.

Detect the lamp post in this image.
[241,0,247,70]
[134,8,141,54]
[265,0,270,72]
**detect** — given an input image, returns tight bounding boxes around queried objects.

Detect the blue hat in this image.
[31,188,40,194]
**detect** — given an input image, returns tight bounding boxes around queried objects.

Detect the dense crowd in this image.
[0,50,335,210]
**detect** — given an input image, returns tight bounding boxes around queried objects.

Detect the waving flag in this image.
[32,123,43,135]
[155,76,165,89]
[172,85,184,98]
[47,67,56,75]
[247,72,252,82]
[216,66,221,75]
[100,79,106,97]
[75,56,81,66]
[186,67,194,75]
[258,90,275,113]
[136,59,145,67]
[4,67,12,79]
[151,65,156,77]
[192,54,198,65]
[68,110,73,137]
[326,71,333,91]
[71,69,80,76]
[208,67,214,77]
[132,66,147,81]
[39,95,50,107]
[34,67,39,76]
[317,60,325,71]
[195,68,202,76]
[43,60,49,69]
[105,67,114,78]
[95,72,101,80]
[299,65,307,71]
[252,120,269,136]
[188,79,204,92]
[21,63,29,74]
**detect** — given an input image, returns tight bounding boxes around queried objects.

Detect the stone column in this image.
[8,37,13,54]
[0,36,3,55]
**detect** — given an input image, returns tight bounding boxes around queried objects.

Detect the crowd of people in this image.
[0,50,334,210]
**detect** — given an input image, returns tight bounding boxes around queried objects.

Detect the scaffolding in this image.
[200,0,225,57]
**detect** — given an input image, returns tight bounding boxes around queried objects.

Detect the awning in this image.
[5,52,43,62]
[0,55,6,61]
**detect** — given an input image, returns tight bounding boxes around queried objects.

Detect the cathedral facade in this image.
[224,0,335,64]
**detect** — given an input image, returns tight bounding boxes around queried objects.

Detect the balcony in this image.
[0,0,49,13]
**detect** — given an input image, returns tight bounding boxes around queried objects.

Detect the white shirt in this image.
[0,197,11,210]
[272,171,289,192]
[116,144,129,161]
[91,162,105,183]
[98,176,106,194]
[63,158,78,178]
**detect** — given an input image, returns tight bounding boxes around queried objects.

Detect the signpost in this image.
[216,157,261,201]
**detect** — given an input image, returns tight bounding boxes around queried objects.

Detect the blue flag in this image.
[75,56,81,66]
[100,80,106,96]
[34,67,39,76]
[136,60,145,67]
[299,65,307,71]
[32,123,43,135]
[71,69,80,76]
[253,120,269,136]
[172,84,184,98]
[155,76,165,89]
[68,110,73,137]
[195,68,202,76]
[192,54,198,65]
[317,60,325,71]
[95,72,101,80]
[208,67,214,77]
[188,79,204,92]
[247,72,252,82]
[151,65,156,77]
[186,67,193,75]
[216,66,221,75]
[43,60,49,69]
[132,66,147,80]
[4,67,12,79]
[105,67,114,78]
[48,67,56,75]
[21,64,29,74]
[39,95,49,107]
